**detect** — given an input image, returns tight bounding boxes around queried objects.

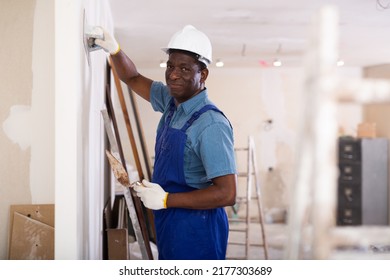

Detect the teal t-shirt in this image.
[150,81,237,189]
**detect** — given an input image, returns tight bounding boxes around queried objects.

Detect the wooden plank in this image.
[105,84,126,167]
[127,85,153,181]
[9,212,54,260]
[109,58,144,181]
[108,58,156,245]
[102,110,149,259]
[105,64,153,259]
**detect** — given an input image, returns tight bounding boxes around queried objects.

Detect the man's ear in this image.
[200,68,209,83]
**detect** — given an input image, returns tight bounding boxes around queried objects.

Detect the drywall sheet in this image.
[9,204,54,228]
[8,204,54,259]
[9,212,54,260]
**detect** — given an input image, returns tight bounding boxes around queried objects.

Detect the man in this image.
[96,25,237,260]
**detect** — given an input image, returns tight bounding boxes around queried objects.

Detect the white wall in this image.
[55,0,113,259]
[0,0,54,259]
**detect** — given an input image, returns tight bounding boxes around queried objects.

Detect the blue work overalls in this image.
[152,99,229,260]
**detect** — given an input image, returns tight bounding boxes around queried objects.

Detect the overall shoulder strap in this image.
[165,98,176,125]
[180,104,232,132]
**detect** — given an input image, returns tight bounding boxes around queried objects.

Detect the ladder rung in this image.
[228,242,266,247]
[229,220,248,224]
[228,241,246,245]
[229,218,261,223]
[227,257,247,260]
[249,244,265,247]
[229,229,247,232]
[228,218,246,222]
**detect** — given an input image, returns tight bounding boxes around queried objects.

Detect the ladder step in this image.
[228,242,266,247]
[228,242,247,245]
[229,228,247,232]
[249,244,265,247]
[229,218,261,223]
[229,218,247,222]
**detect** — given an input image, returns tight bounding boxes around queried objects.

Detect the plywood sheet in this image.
[9,212,54,260]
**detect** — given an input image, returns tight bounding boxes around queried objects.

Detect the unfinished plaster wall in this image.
[0,0,55,260]
[0,0,113,260]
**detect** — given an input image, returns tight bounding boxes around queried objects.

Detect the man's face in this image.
[165,52,208,103]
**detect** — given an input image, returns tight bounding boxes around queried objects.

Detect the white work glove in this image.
[133,180,168,210]
[94,27,120,55]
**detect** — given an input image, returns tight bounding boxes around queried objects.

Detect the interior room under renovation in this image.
[1,0,390,261]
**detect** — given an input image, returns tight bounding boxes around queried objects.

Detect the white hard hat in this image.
[162,25,212,65]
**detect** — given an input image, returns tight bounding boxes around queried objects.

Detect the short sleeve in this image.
[150,81,171,113]
[195,119,236,180]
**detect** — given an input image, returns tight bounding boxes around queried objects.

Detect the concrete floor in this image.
[225,221,390,260]
[227,222,390,260]
[225,157,290,260]
[226,222,286,260]
[224,189,288,260]
[224,197,390,260]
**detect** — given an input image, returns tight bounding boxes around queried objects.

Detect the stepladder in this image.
[227,136,269,260]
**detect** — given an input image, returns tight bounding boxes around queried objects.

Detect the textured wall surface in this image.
[0,0,36,259]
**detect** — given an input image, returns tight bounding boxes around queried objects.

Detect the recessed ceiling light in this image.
[159,61,167,68]
[273,59,282,67]
[216,59,224,67]
[337,60,345,67]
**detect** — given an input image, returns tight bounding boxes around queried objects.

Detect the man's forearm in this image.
[110,50,139,84]
[166,174,237,209]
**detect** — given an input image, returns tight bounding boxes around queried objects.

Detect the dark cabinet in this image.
[337,137,388,225]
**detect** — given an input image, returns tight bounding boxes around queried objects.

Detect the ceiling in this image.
[109,0,390,69]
